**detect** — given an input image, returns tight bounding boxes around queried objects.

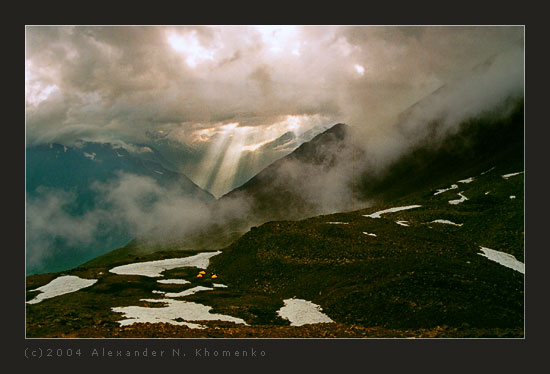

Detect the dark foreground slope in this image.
[208,167,523,332]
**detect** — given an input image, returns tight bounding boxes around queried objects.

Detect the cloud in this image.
[25,172,254,270]
[25,189,106,269]
[26,26,523,149]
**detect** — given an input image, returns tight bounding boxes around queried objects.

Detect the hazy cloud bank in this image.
[26,26,523,151]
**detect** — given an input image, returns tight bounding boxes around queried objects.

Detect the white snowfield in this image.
[362,232,377,237]
[164,286,213,298]
[363,205,421,219]
[477,247,524,274]
[502,171,524,179]
[110,252,248,328]
[112,298,248,329]
[276,299,334,326]
[510,195,516,199]
[327,222,349,225]
[396,221,409,227]
[157,279,191,285]
[449,192,468,205]
[110,252,334,328]
[26,275,97,304]
[434,184,458,196]
[431,219,463,227]
[457,177,475,184]
[109,251,222,277]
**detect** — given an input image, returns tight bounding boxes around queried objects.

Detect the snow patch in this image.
[153,170,163,175]
[480,166,495,175]
[157,279,191,285]
[458,177,475,184]
[213,283,228,288]
[396,221,409,227]
[112,298,248,328]
[434,184,458,196]
[109,251,222,278]
[485,191,490,195]
[277,298,333,326]
[27,275,97,304]
[502,171,524,179]
[362,232,377,237]
[431,219,463,226]
[510,195,516,199]
[326,222,348,225]
[83,152,96,160]
[477,247,524,274]
[449,192,468,205]
[164,286,213,298]
[363,205,421,219]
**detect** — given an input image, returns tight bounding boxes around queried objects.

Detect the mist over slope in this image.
[25,142,214,274]
[221,95,523,226]
[221,123,357,220]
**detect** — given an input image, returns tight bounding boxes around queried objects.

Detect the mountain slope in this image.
[208,163,524,331]
[221,123,352,221]
[220,97,523,227]
[357,98,524,202]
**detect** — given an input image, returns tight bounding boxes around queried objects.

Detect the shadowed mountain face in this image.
[26,142,214,205]
[357,98,524,202]
[221,123,354,222]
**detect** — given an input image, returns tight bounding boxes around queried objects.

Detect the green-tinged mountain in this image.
[25,141,214,275]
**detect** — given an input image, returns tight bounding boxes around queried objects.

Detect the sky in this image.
[25,26,524,194]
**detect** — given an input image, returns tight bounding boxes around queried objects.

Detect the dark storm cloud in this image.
[26,25,523,150]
